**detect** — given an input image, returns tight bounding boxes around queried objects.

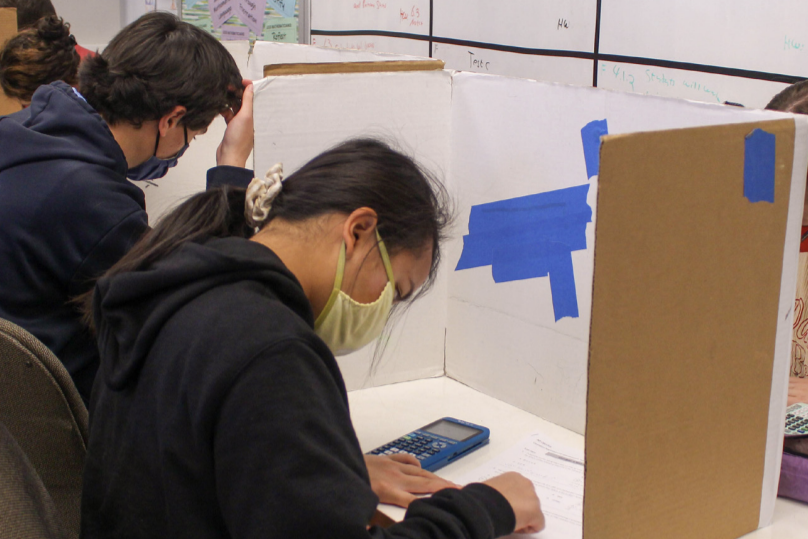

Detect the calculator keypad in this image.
[369,432,454,461]
[785,403,808,437]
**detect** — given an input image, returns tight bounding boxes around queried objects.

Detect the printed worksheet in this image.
[456,432,584,539]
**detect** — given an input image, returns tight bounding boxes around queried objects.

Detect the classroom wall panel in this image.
[310,1,808,108]
[598,1,808,79]
[597,61,790,109]
[310,34,429,57]
[432,0,596,52]
[433,43,592,86]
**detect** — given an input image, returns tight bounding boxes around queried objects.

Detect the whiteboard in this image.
[309,0,807,109]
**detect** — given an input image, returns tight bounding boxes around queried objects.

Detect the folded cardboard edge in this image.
[262,59,446,77]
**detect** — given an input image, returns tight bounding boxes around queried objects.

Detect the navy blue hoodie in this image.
[82,236,516,539]
[0,82,147,402]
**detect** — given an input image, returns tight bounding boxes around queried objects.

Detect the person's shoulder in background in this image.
[75,43,95,61]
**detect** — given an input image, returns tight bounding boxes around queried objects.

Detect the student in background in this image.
[0,0,94,59]
[0,12,252,405]
[79,138,545,539]
[0,15,79,107]
[766,82,808,408]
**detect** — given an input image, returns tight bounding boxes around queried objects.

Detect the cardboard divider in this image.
[248,51,808,537]
[585,120,795,539]
[262,59,445,77]
[0,7,21,116]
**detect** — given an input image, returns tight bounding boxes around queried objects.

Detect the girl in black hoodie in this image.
[80,138,544,539]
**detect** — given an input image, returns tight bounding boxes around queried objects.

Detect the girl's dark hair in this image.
[766,80,808,114]
[0,0,56,30]
[79,138,453,328]
[78,12,242,130]
[0,15,78,104]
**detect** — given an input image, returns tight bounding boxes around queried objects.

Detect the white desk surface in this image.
[348,376,808,538]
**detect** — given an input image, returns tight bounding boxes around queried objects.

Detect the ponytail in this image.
[77,186,252,330]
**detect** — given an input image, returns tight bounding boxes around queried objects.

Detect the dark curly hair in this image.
[78,12,243,130]
[0,15,78,104]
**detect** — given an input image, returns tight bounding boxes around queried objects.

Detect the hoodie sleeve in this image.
[213,338,516,539]
[206,165,254,190]
[69,208,148,297]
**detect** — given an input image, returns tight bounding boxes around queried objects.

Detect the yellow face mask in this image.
[314,231,396,356]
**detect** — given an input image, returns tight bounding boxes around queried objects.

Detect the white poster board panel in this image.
[599,0,808,78]
[445,73,794,434]
[433,42,592,86]
[432,0,596,52]
[252,70,452,389]
[309,34,430,57]
[761,117,808,527]
[311,0,430,36]
[598,61,791,109]
[446,75,603,434]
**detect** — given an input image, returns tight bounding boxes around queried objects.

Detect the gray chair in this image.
[0,319,89,539]
[0,421,67,539]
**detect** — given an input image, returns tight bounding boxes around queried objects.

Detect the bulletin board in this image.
[309,0,808,108]
[182,0,300,44]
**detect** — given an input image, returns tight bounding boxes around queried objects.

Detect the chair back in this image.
[0,318,89,539]
[0,421,67,539]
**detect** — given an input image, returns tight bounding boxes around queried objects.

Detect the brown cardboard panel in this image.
[0,7,20,116]
[263,59,445,77]
[584,120,795,539]
[0,7,15,47]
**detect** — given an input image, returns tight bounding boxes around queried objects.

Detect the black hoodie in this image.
[0,82,147,402]
[81,236,516,539]
[0,82,254,403]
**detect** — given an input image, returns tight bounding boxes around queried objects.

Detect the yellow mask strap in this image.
[376,229,396,285]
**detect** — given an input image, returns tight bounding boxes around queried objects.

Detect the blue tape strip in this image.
[581,119,609,180]
[744,129,776,204]
[456,184,591,321]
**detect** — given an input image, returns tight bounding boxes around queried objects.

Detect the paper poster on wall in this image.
[183,0,298,43]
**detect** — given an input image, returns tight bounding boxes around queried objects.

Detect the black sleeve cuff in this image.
[206,166,254,190]
[404,483,516,539]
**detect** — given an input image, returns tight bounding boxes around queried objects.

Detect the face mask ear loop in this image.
[375,229,396,284]
[314,243,346,330]
[153,124,161,158]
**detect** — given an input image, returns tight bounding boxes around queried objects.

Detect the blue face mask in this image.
[127,126,189,181]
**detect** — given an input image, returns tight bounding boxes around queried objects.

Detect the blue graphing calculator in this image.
[369,417,490,472]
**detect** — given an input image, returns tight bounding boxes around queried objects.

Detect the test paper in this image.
[455,431,584,539]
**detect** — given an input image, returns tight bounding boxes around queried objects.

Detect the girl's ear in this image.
[343,207,378,260]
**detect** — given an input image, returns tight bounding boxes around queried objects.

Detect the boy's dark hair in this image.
[0,0,56,30]
[0,16,79,104]
[78,12,242,130]
[766,80,808,113]
[79,138,454,329]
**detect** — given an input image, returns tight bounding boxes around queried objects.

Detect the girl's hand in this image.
[364,453,459,507]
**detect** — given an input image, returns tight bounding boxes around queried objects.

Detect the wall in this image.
[51,0,122,51]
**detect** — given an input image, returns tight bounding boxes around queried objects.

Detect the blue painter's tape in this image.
[456,184,591,321]
[581,119,609,180]
[744,129,776,204]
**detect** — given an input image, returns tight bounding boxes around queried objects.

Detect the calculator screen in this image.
[421,420,482,442]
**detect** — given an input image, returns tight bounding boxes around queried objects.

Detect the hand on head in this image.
[217,78,254,168]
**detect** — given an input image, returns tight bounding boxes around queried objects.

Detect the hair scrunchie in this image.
[245,163,283,230]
